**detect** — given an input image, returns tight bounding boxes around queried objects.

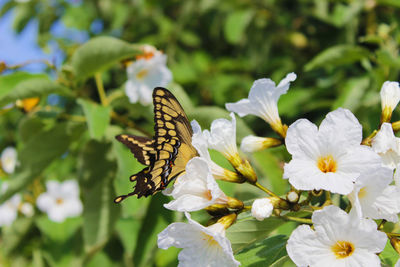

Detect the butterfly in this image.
[114,87,198,202]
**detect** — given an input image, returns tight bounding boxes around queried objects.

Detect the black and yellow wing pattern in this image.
[114,87,198,202]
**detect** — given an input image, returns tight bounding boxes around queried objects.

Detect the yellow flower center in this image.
[136,69,149,80]
[201,232,219,247]
[317,155,337,173]
[358,187,367,199]
[56,198,64,205]
[135,52,155,60]
[331,241,355,259]
[203,190,212,201]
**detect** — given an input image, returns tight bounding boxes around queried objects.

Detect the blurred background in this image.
[0,0,400,266]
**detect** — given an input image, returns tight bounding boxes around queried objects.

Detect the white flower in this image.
[20,203,34,217]
[251,198,273,221]
[36,180,83,223]
[203,113,239,159]
[191,120,235,179]
[396,259,400,267]
[287,205,387,267]
[226,72,296,134]
[125,51,172,105]
[164,157,228,212]
[0,183,21,227]
[371,123,400,169]
[158,212,240,267]
[283,108,382,195]
[380,81,400,112]
[1,147,18,174]
[348,166,400,222]
[395,165,400,186]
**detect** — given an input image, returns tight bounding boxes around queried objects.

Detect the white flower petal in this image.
[372,123,400,169]
[164,157,227,212]
[319,108,362,147]
[125,53,172,105]
[1,147,18,174]
[36,180,82,223]
[205,113,238,158]
[157,213,239,267]
[287,206,386,267]
[226,72,296,125]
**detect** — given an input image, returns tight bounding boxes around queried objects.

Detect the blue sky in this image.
[0,0,88,73]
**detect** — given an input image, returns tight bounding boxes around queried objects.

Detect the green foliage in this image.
[1,0,400,266]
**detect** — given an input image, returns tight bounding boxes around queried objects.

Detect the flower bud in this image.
[217,213,237,229]
[380,81,400,123]
[240,135,282,153]
[251,198,273,221]
[287,190,299,203]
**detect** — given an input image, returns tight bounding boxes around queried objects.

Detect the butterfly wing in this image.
[114,87,198,202]
[115,134,155,166]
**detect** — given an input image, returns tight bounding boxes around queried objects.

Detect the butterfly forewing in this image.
[114,87,198,202]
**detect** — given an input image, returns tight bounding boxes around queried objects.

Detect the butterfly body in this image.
[114,87,198,202]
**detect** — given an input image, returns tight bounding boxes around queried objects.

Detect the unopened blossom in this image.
[158,213,240,267]
[204,113,239,160]
[371,123,400,169]
[240,135,281,153]
[36,180,83,223]
[1,147,18,174]
[0,183,21,227]
[287,205,387,267]
[125,49,172,105]
[284,108,382,195]
[226,72,296,136]
[380,81,400,113]
[164,157,228,212]
[251,198,273,221]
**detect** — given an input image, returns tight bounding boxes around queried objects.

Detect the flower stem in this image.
[279,215,312,224]
[254,182,279,198]
[95,72,108,106]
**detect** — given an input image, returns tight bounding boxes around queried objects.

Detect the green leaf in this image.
[332,76,370,110]
[71,36,139,81]
[79,140,120,254]
[77,99,111,140]
[0,73,70,107]
[2,217,33,255]
[86,252,113,267]
[377,0,400,8]
[35,216,82,243]
[235,235,288,267]
[115,218,142,256]
[0,122,84,203]
[224,10,253,44]
[304,45,369,71]
[133,194,175,267]
[227,215,286,253]
[380,240,399,266]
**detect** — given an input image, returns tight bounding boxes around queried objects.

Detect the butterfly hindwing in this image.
[115,134,155,166]
[114,87,198,202]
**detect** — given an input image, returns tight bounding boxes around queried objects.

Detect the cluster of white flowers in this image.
[125,45,172,105]
[0,145,82,226]
[157,72,400,266]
